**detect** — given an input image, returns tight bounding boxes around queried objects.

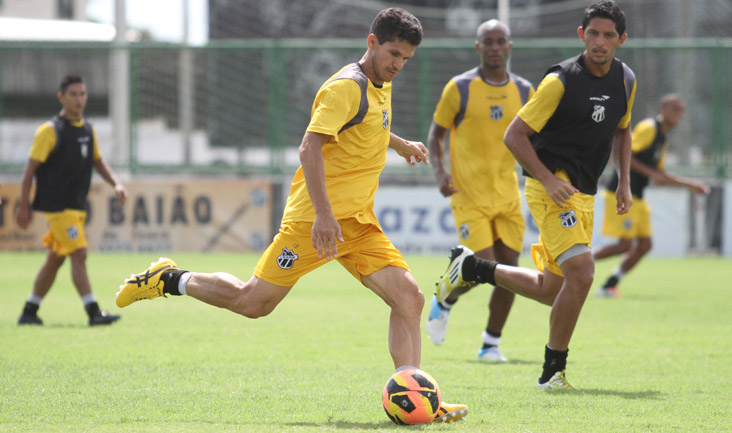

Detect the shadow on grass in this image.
[551,388,663,400]
[464,358,540,366]
[285,420,400,430]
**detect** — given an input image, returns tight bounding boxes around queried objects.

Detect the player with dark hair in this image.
[116,8,467,422]
[436,0,636,389]
[426,19,534,362]
[16,74,128,326]
[594,93,709,297]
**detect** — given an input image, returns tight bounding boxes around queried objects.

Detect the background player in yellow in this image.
[435,0,635,389]
[426,19,534,362]
[16,74,128,326]
[116,8,467,423]
[594,93,709,298]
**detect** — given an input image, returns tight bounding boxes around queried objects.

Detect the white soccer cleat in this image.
[477,346,508,362]
[538,370,575,390]
[435,245,474,303]
[426,294,450,346]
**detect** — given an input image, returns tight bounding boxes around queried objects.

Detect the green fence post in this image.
[711,45,729,179]
[267,42,286,175]
[417,47,432,143]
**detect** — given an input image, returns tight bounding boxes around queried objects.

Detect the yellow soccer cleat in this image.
[537,370,575,390]
[433,402,469,423]
[435,245,474,303]
[116,257,177,308]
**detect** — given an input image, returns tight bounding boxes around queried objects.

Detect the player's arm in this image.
[427,122,457,197]
[388,132,428,166]
[299,130,343,260]
[93,158,128,205]
[16,158,41,229]
[649,168,710,194]
[611,126,633,215]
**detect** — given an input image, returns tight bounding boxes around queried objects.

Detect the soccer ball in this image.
[382,368,441,425]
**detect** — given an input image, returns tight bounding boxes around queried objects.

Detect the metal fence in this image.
[1,38,730,179]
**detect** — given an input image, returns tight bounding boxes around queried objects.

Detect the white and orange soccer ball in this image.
[382,368,441,425]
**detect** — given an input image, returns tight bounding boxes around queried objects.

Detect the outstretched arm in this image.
[427,121,457,197]
[504,116,578,208]
[15,158,41,229]
[389,132,429,166]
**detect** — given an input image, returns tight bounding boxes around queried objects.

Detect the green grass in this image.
[1,252,730,432]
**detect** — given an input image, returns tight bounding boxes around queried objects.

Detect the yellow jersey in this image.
[282,63,392,225]
[433,68,534,207]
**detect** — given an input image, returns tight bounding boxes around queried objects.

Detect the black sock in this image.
[162,269,188,296]
[462,255,497,285]
[22,302,40,317]
[602,275,620,289]
[539,345,568,383]
[84,301,101,318]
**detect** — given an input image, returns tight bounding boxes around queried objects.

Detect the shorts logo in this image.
[459,224,469,240]
[66,226,79,240]
[591,104,605,123]
[623,218,633,231]
[490,105,503,121]
[276,248,299,270]
[382,109,389,129]
[559,210,577,228]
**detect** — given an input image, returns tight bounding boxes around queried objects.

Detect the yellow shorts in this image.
[601,190,651,239]
[254,218,409,287]
[42,209,88,256]
[525,175,595,277]
[452,200,524,253]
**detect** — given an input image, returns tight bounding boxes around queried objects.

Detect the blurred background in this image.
[0,0,730,256]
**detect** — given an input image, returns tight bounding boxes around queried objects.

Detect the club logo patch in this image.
[623,218,633,231]
[276,248,299,270]
[559,210,577,228]
[459,224,469,240]
[490,105,503,121]
[382,109,389,129]
[591,104,605,123]
[66,226,79,240]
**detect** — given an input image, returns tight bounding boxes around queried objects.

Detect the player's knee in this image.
[637,238,652,255]
[617,239,633,253]
[392,283,424,317]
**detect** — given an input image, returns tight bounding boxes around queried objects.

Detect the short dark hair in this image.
[59,74,84,94]
[370,8,423,46]
[582,1,626,36]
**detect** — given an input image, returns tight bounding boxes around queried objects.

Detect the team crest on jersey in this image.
[459,224,470,240]
[66,225,79,240]
[591,104,606,123]
[490,105,503,121]
[276,248,299,270]
[382,109,389,129]
[559,210,577,228]
[79,136,90,158]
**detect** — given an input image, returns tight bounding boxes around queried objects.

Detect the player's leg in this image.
[592,237,633,260]
[537,251,593,389]
[18,247,65,325]
[361,266,423,369]
[188,274,293,318]
[478,240,518,362]
[68,247,121,325]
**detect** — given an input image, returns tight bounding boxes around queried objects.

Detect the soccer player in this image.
[426,19,534,362]
[16,74,127,326]
[436,0,635,389]
[116,8,467,422]
[594,93,709,298]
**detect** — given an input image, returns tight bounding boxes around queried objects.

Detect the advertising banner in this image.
[0,180,271,253]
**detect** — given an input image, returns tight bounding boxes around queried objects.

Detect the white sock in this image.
[81,294,97,305]
[613,266,625,279]
[482,330,501,346]
[27,294,43,305]
[395,365,418,373]
[178,272,192,296]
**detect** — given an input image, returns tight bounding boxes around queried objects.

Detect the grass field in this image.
[1,252,730,432]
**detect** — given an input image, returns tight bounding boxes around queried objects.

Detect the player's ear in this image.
[577,26,585,40]
[617,32,627,46]
[367,33,379,49]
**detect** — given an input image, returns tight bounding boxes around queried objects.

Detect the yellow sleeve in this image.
[306,79,361,142]
[92,128,102,160]
[631,119,656,152]
[516,73,564,132]
[432,79,461,129]
[28,122,57,162]
[657,145,667,170]
[617,79,637,129]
